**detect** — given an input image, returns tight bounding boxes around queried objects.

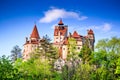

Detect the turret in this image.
[54,19,68,43]
[23,24,40,61]
[87,29,95,50]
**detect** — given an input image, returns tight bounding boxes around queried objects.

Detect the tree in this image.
[0,55,20,80]
[14,57,52,80]
[79,38,92,63]
[92,37,120,80]
[72,63,93,80]
[67,37,77,60]
[96,37,120,54]
[115,58,120,79]
[11,45,22,62]
[15,36,57,80]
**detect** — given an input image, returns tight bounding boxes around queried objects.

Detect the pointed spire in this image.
[30,25,40,39]
[58,19,64,25]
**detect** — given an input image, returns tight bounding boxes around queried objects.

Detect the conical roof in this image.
[30,25,40,39]
[88,29,94,34]
[58,19,64,25]
[72,31,80,37]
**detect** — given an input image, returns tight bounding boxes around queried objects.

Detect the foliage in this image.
[96,37,120,54]
[79,38,92,63]
[1,37,120,80]
[14,58,52,80]
[0,55,20,80]
[11,45,22,62]
[72,63,93,80]
[67,37,78,60]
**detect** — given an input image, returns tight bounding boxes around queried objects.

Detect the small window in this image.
[56,37,58,39]
[60,32,62,35]
[63,48,65,50]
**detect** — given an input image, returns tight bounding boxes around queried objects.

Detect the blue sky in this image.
[0,0,120,56]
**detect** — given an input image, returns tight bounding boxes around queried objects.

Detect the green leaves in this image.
[11,45,22,62]
[0,55,19,79]
[0,37,120,79]
[79,38,92,63]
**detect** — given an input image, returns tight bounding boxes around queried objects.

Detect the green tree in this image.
[14,35,59,80]
[0,55,20,80]
[96,37,120,54]
[14,57,52,80]
[115,58,120,79]
[79,38,92,63]
[92,37,120,80]
[11,45,22,62]
[67,37,77,60]
[72,63,93,80]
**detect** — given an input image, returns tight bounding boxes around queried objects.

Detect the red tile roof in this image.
[58,19,64,25]
[88,29,94,34]
[54,26,67,36]
[72,31,80,38]
[30,25,40,39]
[24,40,39,45]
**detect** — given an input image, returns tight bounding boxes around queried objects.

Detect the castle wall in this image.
[62,45,68,59]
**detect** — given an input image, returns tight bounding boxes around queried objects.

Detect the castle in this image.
[23,19,95,61]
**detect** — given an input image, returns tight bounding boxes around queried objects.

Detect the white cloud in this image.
[39,7,88,23]
[84,23,112,32]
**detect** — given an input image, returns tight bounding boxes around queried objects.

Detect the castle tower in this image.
[54,19,68,43]
[53,19,68,59]
[54,19,68,45]
[23,25,40,61]
[87,29,95,50]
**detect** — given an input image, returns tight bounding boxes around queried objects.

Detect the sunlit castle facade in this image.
[22,19,95,61]
[53,19,95,60]
[23,25,41,61]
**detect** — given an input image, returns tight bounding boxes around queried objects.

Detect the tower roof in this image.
[30,25,40,39]
[88,29,94,34]
[58,19,64,25]
[72,31,80,37]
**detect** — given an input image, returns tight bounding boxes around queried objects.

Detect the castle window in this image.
[78,47,80,49]
[60,32,62,35]
[62,27,64,30]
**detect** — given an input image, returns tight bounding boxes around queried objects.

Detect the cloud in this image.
[85,23,112,32]
[39,7,88,23]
